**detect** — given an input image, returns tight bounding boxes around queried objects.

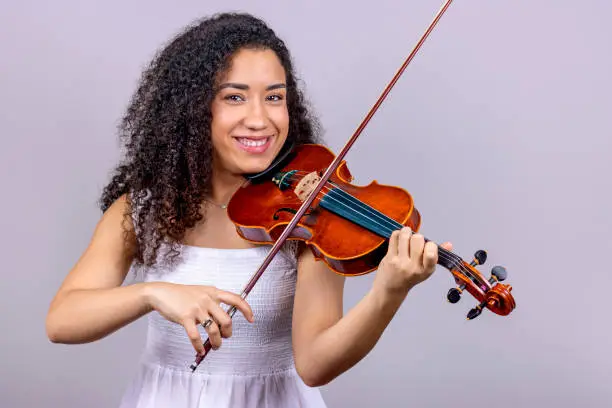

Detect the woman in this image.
[46,12,451,408]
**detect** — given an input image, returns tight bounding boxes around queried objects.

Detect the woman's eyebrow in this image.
[218,82,286,90]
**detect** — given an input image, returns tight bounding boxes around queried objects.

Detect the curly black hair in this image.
[98,12,322,266]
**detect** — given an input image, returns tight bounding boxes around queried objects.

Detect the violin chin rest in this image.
[244,140,296,184]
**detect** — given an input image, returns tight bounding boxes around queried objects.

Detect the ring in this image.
[201,318,213,329]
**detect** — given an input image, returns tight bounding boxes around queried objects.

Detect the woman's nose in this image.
[243,101,267,129]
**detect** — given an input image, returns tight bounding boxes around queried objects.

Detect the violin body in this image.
[227,143,421,276]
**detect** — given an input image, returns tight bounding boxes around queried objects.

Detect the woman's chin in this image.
[232,140,286,175]
[235,159,274,176]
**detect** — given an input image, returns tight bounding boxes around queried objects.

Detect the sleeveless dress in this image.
[118,243,327,408]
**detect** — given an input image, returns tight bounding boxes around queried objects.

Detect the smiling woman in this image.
[45,11,449,408]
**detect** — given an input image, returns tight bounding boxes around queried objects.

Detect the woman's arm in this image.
[291,227,451,387]
[46,194,254,352]
[45,194,148,343]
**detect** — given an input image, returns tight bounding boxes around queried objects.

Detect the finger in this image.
[208,302,233,338]
[422,241,438,271]
[201,316,222,350]
[387,229,400,256]
[183,320,205,355]
[398,227,412,259]
[440,241,453,251]
[409,234,425,262]
[216,291,255,323]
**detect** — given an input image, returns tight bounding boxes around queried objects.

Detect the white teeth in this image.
[237,137,268,147]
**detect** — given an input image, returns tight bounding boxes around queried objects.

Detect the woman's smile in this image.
[233,135,275,154]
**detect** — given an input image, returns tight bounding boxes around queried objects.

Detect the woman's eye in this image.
[267,94,284,102]
[224,94,244,102]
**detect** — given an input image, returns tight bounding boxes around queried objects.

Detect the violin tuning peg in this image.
[490,265,507,282]
[447,288,461,303]
[466,299,488,320]
[446,283,466,304]
[466,306,483,320]
[470,249,487,267]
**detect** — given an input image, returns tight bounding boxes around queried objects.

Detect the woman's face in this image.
[210,47,289,177]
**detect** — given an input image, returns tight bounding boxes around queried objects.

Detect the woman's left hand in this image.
[373,227,453,295]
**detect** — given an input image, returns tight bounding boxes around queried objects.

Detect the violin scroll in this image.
[444,249,515,320]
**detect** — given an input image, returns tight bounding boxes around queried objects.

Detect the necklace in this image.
[207,179,247,210]
[206,199,228,209]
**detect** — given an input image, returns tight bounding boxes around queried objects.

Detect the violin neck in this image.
[318,186,461,271]
[433,243,460,270]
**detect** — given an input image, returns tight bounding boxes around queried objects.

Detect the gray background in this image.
[1,0,610,407]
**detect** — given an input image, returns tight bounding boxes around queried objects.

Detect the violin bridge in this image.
[294,171,322,202]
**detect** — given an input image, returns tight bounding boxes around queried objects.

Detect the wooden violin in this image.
[190,0,516,372]
[228,141,515,319]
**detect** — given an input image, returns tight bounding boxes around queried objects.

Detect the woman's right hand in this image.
[144,282,254,354]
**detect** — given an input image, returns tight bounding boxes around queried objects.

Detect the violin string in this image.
[283,171,429,238]
[325,190,480,284]
[280,171,480,284]
[281,171,487,288]
[322,186,485,285]
[284,170,455,249]
[284,171,440,239]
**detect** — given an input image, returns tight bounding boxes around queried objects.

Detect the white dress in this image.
[118,243,327,408]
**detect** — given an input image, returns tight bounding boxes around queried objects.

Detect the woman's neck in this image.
[209,169,246,207]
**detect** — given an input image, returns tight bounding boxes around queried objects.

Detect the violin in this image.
[190,0,515,372]
[228,141,516,318]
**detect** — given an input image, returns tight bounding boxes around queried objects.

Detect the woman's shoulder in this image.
[100,193,135,232]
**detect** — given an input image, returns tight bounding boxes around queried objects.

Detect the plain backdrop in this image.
[1,0,611,407]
